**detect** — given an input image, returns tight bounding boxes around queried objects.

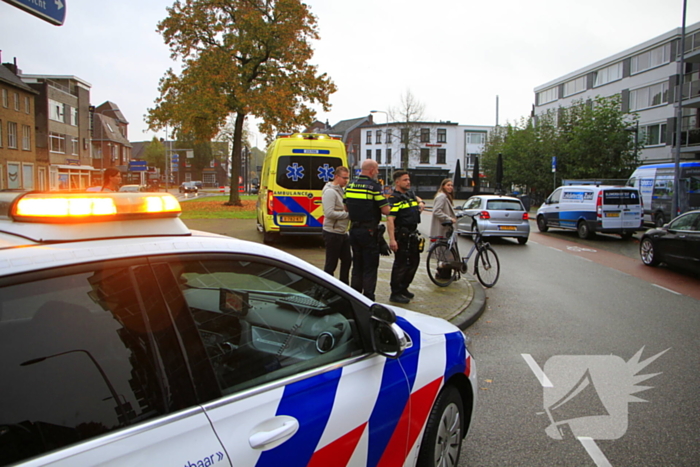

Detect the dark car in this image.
[639,209,700,273]
[179,181,198,193]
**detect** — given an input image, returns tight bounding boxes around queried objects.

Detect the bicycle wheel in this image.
[474,245,500,288]
[427,243,458,287]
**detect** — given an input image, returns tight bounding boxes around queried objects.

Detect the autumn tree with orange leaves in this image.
[147,0,336,205]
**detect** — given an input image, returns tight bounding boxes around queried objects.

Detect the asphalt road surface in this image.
[428,219,700,467]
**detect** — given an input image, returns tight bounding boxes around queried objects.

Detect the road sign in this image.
[129,161,147,172]
[552,156,557,173]
[3,0,67,26]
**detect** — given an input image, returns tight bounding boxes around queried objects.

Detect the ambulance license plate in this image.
[498,225,517,230]
[605,212,620,217]
[281,215,305,223]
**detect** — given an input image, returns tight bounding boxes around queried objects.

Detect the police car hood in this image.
[384,303,462,335]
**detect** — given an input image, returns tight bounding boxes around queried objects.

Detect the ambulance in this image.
[256,133,349,244]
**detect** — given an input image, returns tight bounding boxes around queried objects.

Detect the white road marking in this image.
[521,354,553,387]
[652,284,681,295]
[578,437,613,467]
[548,246,562,252]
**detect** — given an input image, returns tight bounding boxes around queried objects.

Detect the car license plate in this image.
[280,215,305,223]
[606,212,620,217]
[498,225,517,231]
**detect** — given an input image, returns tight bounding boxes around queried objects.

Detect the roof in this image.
[329,116,371,137]
[93,114,132,147]
[0,64,37,94]
[96,101,129,125]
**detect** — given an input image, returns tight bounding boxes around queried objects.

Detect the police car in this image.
[0,191,476,467]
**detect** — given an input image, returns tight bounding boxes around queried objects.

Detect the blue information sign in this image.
[3,0,67,26]
[129,161,147,172]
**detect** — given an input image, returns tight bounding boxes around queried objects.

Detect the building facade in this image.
[0,62,38,190]
[91,101,132,183]
[534,21,700,165]
[21,74,94,190]
[359,121,491,178]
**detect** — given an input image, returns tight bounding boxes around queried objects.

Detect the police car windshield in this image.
[276,156,343,190]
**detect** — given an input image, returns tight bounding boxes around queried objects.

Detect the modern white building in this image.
[359,121,492,183]
[534,21,700,165]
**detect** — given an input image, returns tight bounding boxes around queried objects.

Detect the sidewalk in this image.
[182,218,486,330]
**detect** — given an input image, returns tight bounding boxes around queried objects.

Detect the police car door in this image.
[165,254,413,467]
[0,259,230,467]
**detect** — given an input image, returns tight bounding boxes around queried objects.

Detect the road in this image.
[436,220,700,467]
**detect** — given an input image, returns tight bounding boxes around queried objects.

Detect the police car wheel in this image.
[417,385,463,467]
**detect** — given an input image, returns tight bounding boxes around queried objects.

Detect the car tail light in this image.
[596,192,603,218]
[267,190,274,215]
[522,212,529,220]
[479,211,490,219]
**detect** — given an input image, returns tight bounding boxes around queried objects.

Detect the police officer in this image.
[345,159,390,300]
[386,170,424,303]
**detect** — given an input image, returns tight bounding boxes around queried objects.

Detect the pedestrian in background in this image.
[386,170,424,303]
[345,159,390,300]
[322,166,351,284]
[87,167,122,192]
[430,179,457,238]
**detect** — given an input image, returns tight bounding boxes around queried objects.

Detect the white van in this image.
[536,185,643,239]
[626,162,700,226]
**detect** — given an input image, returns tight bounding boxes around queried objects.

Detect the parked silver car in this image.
[456,195,530,244]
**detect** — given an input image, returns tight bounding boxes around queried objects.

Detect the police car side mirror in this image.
[370,319,407,359]
[370,303,396,323]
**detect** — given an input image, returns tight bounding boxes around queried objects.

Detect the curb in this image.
[449,278,487,330]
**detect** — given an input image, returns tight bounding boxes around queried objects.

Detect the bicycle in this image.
[426,214,500,288]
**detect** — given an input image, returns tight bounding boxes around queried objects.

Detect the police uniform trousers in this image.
[349,226,380,301]
[390,230,420,296]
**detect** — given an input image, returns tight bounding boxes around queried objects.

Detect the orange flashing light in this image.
[12,193,181,222]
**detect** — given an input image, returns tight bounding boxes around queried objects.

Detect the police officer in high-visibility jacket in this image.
[386,170,424,303]
[345,159,390,300]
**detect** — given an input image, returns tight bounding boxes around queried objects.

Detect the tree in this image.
[482,95,642,202]
[144,137,166,174]
[389,90,426,170]
[146,0,336,205]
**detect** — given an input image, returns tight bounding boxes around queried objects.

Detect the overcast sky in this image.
[1,0,699,148]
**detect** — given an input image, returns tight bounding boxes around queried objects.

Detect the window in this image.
[13,92,19,111]
[376,149,382,164]
[386,129,393,143]
[366,131,372,144]
[420,128,430,143]
[7,162,20,189]
[537,87,558,105]
[22,164,33,190]
[376,129,382,144]
[465,132,486,145]
[25,96,30,114]
[8,121,17,149]
[386,148,392,165]
[366,149,372,160]
[563,76,586,97]
[420,148,430,164]
[1,89,7,108]
[49,99,65,122]
[22,125,31,151]
[437,149,446,164]
[401,128,409,144]
[464,197,480,209]
[72,136,79,155]
[631,43,671,74]
[72,107,79,126]
[0,119,3,147]
[173,257,361,396]
[401,148,408,166]
[629,82,669,111]
[437,129,447,143]
[594,62,623,87]
[50,132,66,153]
[465,153,478,170]
[643,123,667,146]
[0,263,199,465]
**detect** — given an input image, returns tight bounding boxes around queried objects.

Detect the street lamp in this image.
[370,110,390,186]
